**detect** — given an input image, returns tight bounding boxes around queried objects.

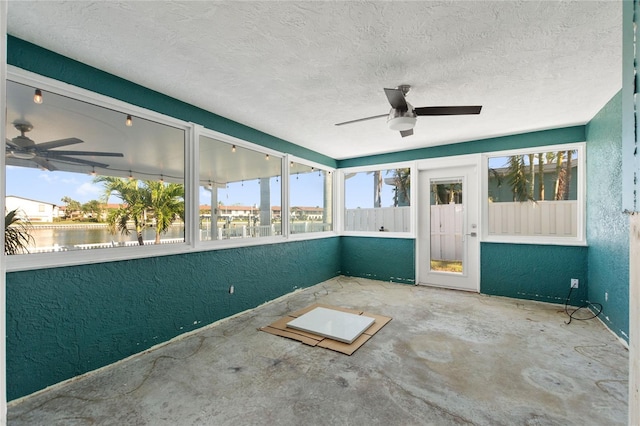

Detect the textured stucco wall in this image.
[340,237,415,284]
[481,243,588,305]
[586,91,629,342]
[6,237,340,401]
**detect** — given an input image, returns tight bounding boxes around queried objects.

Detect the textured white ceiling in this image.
[6,1,622,160]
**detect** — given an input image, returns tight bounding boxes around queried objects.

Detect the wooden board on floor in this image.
[260,304,391,355]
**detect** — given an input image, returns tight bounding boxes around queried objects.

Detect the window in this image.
[198,135,282,241]
[342,166,411,233]
[5,79,186,255]
[290,161,333,234]
[4,69,336,271]
[483,143,585,244]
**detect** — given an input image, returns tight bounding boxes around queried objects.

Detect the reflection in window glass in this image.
[290,162,332,233]
[5,80,186,254]
[344,168,410,232]
[199,136,282,241]
[487,149,579,237]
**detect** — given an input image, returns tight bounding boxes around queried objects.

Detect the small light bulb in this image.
[265,154,270,160]
[34,89,43,104]
[128,171,133,180]
[90,167,97,177]
[125,115,133,127]
[232,145,236,153]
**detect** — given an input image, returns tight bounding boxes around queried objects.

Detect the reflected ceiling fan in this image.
[335,85,482,137]
[5,121,124,171]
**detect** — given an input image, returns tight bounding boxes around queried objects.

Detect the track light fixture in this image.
[33,89,43,104]
[265,154,269,160]
[232,145,236,153]
[125,115,133,127]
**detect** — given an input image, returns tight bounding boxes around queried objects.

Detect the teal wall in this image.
[6,237,340,400]
[340,237,415,284]
[7,36,336,169]
[337,126,585,168]
[481,243,588,305]
[586,91,629,342]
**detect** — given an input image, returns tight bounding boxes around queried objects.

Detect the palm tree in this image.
[506,155,529,201]
[537,152,545,200]
[5,209,34,255]
[96,176,149,245]
[146,180,184,244]
[554,151,566,200]
[392,168,410,206]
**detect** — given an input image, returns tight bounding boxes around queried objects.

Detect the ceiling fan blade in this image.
[35,137,84,150]
[43,154,110,168]
[6,138,19,149]
[414,106,482,116]
[384,88,408,111]
[39,150,124,157]
[33,157,58,171]
[400,129,413,138]
[335,113,388,126]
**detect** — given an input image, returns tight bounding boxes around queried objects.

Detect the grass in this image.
[430,260,463,273]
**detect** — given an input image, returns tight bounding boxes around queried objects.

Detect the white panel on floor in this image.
[286,307,375,344]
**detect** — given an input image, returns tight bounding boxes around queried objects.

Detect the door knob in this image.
[466,232,477,237]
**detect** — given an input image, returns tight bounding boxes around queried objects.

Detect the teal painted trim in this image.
[586,91,629,342]
[340,236,415,284]
[337,126,586,168]
[7,35,336,168]
[481,242,588,306]
[6,237,340,401]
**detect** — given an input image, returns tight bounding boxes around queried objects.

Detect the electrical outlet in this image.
[571,279,579,289]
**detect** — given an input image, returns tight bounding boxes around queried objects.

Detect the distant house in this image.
[5,196,59,222]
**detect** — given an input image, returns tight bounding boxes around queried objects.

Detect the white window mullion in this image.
[186,123,201,248]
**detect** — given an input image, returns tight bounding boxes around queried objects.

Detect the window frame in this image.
[338,162,417,238]
[480,142,586,246]
[5,67,337,272]
[286,155,336,240]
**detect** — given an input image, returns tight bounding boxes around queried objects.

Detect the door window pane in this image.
[430,178,463,273]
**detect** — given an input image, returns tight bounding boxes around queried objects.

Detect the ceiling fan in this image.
[335,85,482,137]
[5,121,124,171]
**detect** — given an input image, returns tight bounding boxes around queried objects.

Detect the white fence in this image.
[431,204,463,261]
[345,206,410,232]
[488,200,577,237]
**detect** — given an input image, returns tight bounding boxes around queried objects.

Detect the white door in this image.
[418,165,479,291]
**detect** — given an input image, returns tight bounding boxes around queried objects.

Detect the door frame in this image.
[416,154,481,292]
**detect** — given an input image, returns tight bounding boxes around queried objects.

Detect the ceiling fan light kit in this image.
[387,113,417,132]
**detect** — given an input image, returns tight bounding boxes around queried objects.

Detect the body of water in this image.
[28,225,186,250]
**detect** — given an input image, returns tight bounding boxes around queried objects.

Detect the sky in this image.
[6,166,397,209]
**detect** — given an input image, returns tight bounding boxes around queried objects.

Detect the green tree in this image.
[61,196,82,220]
[146,180,184,244]
[96,177,149,245]
[82,199,104,221]
[5,209,34,255]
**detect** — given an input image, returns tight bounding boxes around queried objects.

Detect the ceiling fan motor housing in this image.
[387,105,417,131]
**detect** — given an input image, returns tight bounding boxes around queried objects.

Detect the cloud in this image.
[76,182,102,198]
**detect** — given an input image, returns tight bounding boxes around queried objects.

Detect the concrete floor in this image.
[8,276,628,425]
